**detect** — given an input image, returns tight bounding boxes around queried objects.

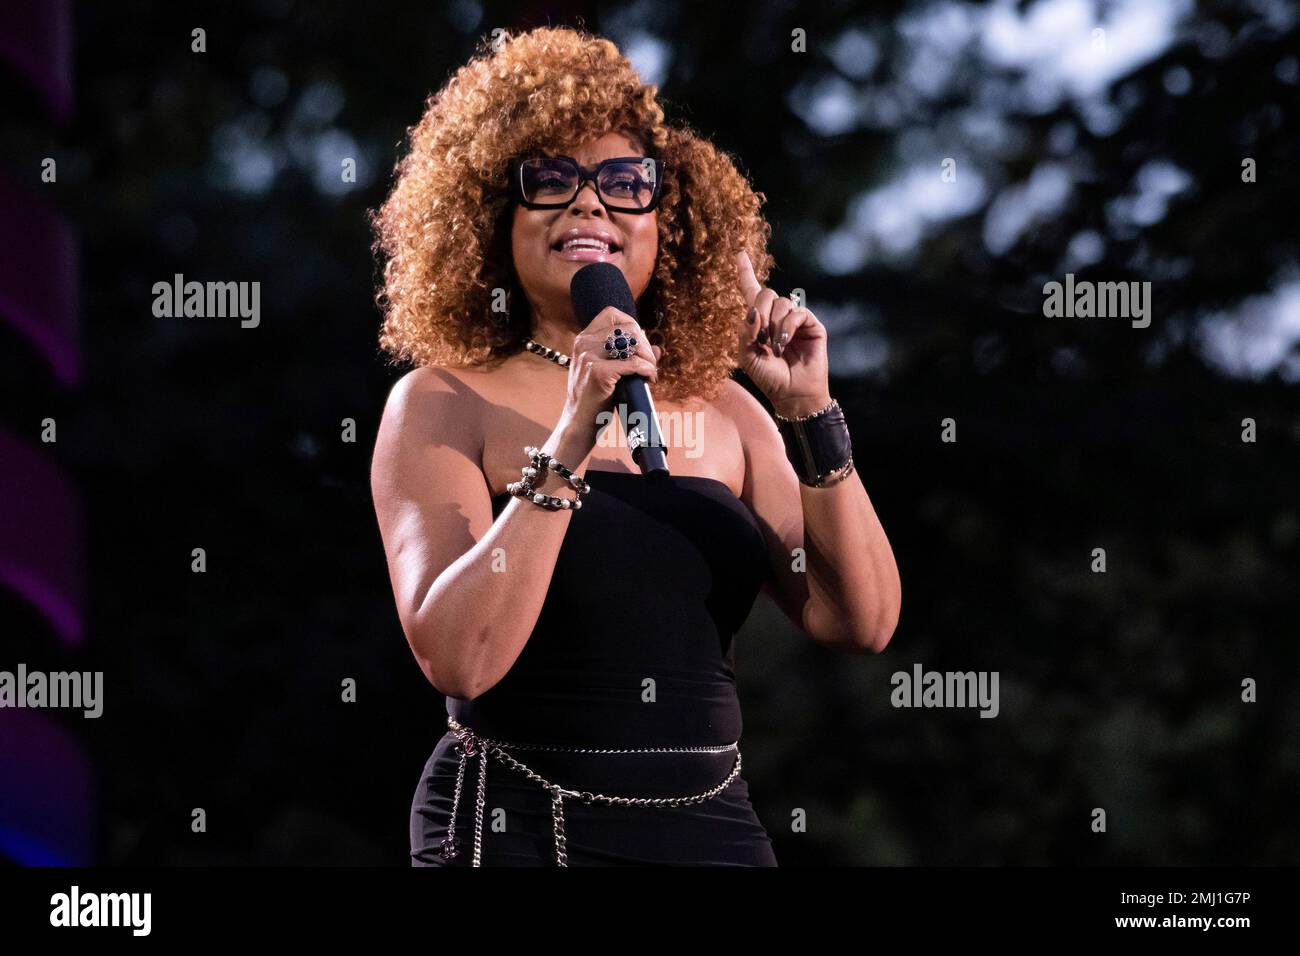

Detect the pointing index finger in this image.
[736,250,762,307]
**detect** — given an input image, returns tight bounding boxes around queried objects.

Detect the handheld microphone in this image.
[569,262,669,475]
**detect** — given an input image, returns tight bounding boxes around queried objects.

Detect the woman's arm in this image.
[724,380,901,654]
[369,367,593,699]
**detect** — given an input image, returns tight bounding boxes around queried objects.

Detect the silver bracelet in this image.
[773,397,840,423]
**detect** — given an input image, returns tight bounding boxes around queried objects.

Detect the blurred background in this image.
[1,0,1297,865]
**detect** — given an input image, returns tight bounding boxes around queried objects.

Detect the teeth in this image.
[560,238,612,252]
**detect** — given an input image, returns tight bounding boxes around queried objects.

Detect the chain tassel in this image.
[551,788,568,866]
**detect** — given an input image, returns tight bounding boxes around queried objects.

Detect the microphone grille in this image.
[570,262,637,329]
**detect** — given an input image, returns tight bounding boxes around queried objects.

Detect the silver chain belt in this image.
[439,715,743,866]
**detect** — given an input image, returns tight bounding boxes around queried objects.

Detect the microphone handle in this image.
[613,374,669,475]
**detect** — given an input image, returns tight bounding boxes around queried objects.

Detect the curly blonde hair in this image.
[367,25,774,404]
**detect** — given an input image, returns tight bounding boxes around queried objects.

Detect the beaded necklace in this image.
[522,338,570,367]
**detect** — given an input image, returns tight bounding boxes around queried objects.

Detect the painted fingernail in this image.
[746,307,756,325]
[756,328,768,345]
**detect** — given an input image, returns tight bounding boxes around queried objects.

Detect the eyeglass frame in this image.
[510,154,665,214]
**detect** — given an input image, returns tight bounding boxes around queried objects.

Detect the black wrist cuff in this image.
[776,400,853,486]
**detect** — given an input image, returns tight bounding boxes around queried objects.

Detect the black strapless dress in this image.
[409,470,778,866]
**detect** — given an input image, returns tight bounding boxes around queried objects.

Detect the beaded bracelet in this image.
[506,445,591,510]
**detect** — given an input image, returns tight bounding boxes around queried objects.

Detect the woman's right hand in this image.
[556,307,661,451]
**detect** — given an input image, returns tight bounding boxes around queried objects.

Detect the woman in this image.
[368,26,901,866]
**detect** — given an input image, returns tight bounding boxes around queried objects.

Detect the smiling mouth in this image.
[551,237,622,254]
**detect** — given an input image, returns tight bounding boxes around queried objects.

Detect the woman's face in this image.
[510,130,659,327]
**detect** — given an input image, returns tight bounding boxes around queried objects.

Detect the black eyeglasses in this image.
[511,155,664,213]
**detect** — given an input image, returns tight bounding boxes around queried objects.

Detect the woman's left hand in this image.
[735,251,832,418]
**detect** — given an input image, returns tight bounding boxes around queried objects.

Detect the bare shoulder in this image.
[679,378,780,497]
[712,378,795,501]
[711,377,781,439]
[372,365,493,477]
[379,362,511,430]
[376,368,453,444]
[384,363,486,406]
